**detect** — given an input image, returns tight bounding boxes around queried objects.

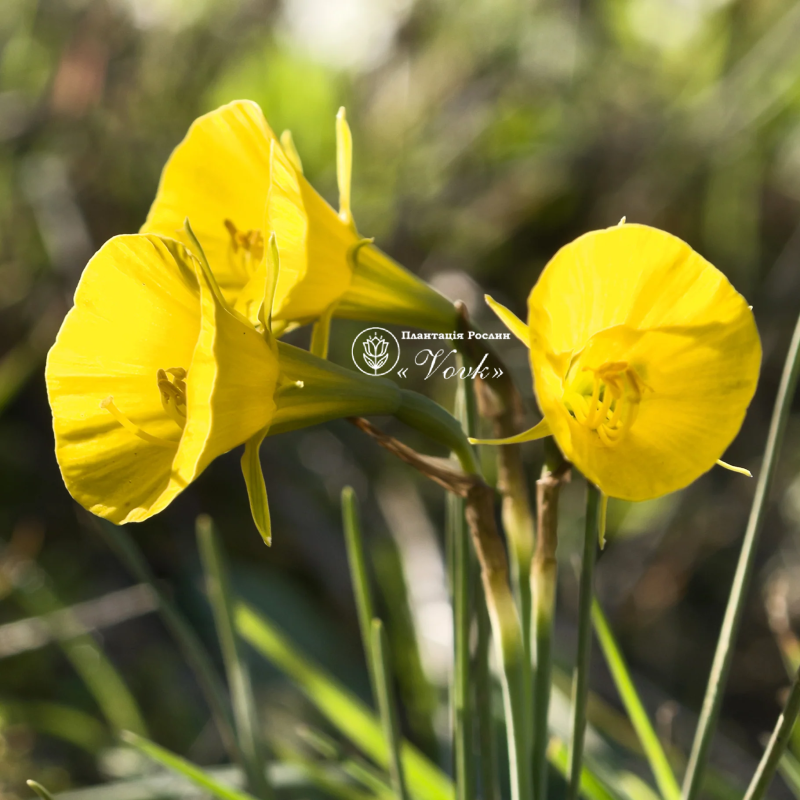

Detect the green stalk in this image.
[592,599,681,800]
[371,619,411,800]
[450,370,477,800]
[682,312,800,800]
[476,589,500,800]
[742,668,800,800]
[341,486,378,693]
[197,517,272,799]
[566,483,600,800]
[532,453,567,800]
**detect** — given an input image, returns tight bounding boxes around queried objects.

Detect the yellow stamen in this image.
[565,361,649,447]
[716,459,752,477]
[157,367,188,429]
[224,219,265,273]
[100,397,179,449]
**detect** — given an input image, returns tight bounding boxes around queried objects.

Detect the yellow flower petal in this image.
[527,224,761,501]
[468,418,551,446]
[46,234,279,524]
[241,429,271,546]
[141,100,276,306]
[485,294,529,345]
[143,101,457,335]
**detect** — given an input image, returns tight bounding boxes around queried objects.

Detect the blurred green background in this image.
[3,0,800,796]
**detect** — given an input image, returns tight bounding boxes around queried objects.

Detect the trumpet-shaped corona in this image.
[141,100,456,346]
[46,232,407,542]
[473,223,761,503]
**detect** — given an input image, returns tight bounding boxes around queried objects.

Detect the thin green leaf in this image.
[9,563,147,736]
[341,486,377,690]
[235,602,454,800]
[27,781,56,800]
[197,517,272,799]
[778,751,800,800]
[567,484,600,800]
[122,731,259,800]
[372,620,410,800]
[547,738,623,800]
[241,430,271,545]
[1,701,107,753]
[450,366,476,800]
[592,599,681,800]
[683,311,800,800]
[95,519,239,763]
[297,726,394,799]
[743,668,800,800]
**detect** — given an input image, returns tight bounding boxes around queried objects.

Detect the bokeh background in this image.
[3,0,800,796]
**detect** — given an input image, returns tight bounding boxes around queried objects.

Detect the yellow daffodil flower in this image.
[140,100,456,356]
[472,223,761,513]
[46,231,404,544]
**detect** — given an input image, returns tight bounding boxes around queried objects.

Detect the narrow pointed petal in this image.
[716,459,752,477]
[468,418,551,446]
[336,107,353,227]
[309,302,337,359]
[241,429,271,545]
[267,139,355,322]
[485,294,529,345]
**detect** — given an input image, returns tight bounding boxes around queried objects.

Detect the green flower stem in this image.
[395,389,481,476]
[476,594,501,800]
[371,619,411,800]
[592,599,681,800]
[566,483,600,800]
[353,380,526,800]
[743,668,800,800]
[197,517,273,800]
[450,370,477,800]
[682,312,800,800]
[532,454,569,800]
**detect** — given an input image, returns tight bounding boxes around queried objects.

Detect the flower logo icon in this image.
[352,327,401,376]
[363,334,389,373]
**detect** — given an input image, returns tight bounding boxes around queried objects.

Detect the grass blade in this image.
[122,731,259,800]
[341,486,377,692]
[532,455,568,800]
[547,739,624,800]
[450,369,476,800]
[372,619,411,800]
[778,751,800,800]
[8,561,147,736]
[235,602,454,800]
[567,483,600,800]
[476,585,500,800]
[95,519,239,762]
[298,725,394,798]
[743,668,800,800]
[27,781,56,800]
[1,701,107,753]
[683,312,800,800]
[592,599,680,800]
[197,516,272,799]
